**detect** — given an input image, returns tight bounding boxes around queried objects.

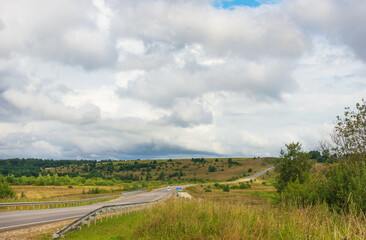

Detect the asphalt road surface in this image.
[0,188,172,232]
[227,166,275,184]
[0,166,274,232]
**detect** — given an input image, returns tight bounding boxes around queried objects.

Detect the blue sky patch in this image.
[214,0,280,9]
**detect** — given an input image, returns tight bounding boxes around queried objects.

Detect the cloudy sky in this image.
[0,0,365,160]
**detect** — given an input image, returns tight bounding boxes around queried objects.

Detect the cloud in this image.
[0,0,116,69]
[285,0,366,62]
[110,1,308,58]
[3,90,101,124]
[0,0,365,160]
[119,56,297,107]
[163,98,213,127]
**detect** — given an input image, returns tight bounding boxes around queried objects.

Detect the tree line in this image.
[275,99,366,213]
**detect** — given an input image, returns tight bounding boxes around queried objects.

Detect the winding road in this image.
[0,166,274,232]
[0,188,171,232]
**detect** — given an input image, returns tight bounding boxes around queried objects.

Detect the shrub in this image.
[208,166,216,172]
[20,192,26,198]
[239,183,251,189]
[0,176,15,199]
[204,186,212,192]
[222,184,230,192]
[88,187,100,194]
[275,142,312,192]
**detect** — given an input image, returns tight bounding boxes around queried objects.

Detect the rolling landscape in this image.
[1,0,366,239]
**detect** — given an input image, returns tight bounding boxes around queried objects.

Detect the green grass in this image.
[55,198,366,240]
[49,180,366,240]
[59,212,145,240]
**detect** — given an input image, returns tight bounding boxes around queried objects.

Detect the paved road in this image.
[228,166,275,184]
[0,166,274,232]
[0,188,172,232]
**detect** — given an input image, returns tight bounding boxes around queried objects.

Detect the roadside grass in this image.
[51,212,145,240]
[58,197,366,240]
[39,178,366,240]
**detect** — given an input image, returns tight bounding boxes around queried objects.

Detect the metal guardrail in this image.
[0,195,121,208]
[0,190,146,208]
[52,190,173,239]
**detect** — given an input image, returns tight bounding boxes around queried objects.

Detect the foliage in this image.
[208,166,216,172]
[222,184,230,192]
[274,142,313,192]
[321,162,366,212]
[65,199,366,240]
[191,158,206,164]
[204,186,212,192]
[281,100,366,213]
[230,182,251,189]
[330,99,366,162]
[0,176,15,199]
[0,158,96,177]
[309,150,330,163]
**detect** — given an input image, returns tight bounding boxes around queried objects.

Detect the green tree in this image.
[329,99,366,163]
[208,166,216,172]
[275,142,312,192]
[0,176,15,199]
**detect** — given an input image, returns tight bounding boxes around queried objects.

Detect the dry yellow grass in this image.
[11,185,123,201]
[186,183,277,205]
[0,218,76,240]
[48,157,274,181]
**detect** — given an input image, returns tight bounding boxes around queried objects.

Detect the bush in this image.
[88,187,100,194]
[204,186,212,192]
[322,162,366,212]
[0,177,15,199]
[239,183,251,189]
[208,166,216,172]
[222,184,230,192]
[275,142,312,192]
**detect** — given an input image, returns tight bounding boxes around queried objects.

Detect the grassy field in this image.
[10,185,123,201]
[54,187,366,240]
[28,161,366,240]
[185,183,278,205]
[48,157,274,181]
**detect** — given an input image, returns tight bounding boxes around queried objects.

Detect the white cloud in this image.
[115,70,145,88]
[3,90,101,124]
[0,0,366,159]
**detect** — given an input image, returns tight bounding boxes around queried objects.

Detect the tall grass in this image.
[133,199,366,240]
[65,198,366,240]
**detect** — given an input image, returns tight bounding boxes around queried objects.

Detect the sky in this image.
[0,0,366,160]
